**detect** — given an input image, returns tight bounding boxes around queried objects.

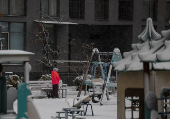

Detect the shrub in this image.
[6,75,22,89]
[39,74,52,98]
[73,74,92,91]
[39,74,51,81]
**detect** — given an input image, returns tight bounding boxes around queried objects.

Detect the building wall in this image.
[117,71,144,119]
[0,0,41,79]
[0,0,170,81]
[69,25,133,53]
[155,71,170,119]
[117,70,170,119]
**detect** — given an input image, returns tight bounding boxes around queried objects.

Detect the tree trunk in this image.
[77,51,94,97]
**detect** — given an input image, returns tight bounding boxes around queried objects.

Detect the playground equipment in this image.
[0,50,41,119]
[157,87,170,119]
[100,48,122,105]
[84,48,122,104]
[145,91,158,119]
[66,95,94,116]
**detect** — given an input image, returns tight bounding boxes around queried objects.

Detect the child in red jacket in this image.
[51,68,61,98]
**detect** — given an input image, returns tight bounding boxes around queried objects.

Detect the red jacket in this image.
[51,71,61,84]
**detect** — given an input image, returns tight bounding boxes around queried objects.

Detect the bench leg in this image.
[84,104,89,116]
[80,111,83,116]
[90,104,94,116]
[62,89,63,98]
[58,113,61,119]
[65,89,67,98]
[65,111,68,119]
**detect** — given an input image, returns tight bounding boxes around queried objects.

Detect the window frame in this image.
[0,22,25,65]
[1,32,10,50]
[0,0,26,16]
[118,0,134,21]
[69,0,85,19]
[10,22,25,50]
[94,0,109,20]
[40,0,60,18]
[0,22,25,50]
[125,88,144,119]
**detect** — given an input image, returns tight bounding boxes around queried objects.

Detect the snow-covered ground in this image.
[13,91,139,119]
[14,93,117,119]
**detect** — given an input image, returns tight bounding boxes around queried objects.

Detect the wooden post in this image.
[143,62,151,119]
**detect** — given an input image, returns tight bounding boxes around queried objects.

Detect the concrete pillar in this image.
[60,0,69,21]
[86,0,95,23]
[56,24,69,72]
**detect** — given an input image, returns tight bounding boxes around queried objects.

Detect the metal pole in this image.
[1,40,2,50]
[143,62,151,119]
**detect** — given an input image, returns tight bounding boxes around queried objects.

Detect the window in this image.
[95,0,109,20]
[10,23,24,50]
[158,89,170,118]
[166,0,170,21]
[41,0,60,17]
[142,0,157,21]
[119,0,134,21]
[0,0,25,16]
[69,0,85,19]
[125,88,144,119]
[0,22,24,50]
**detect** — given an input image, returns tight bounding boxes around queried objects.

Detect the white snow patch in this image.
[13,94,118,119]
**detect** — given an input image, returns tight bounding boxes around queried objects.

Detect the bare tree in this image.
[33,19,95,77]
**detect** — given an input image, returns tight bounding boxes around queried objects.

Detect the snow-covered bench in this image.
[29,81,52,98]
[29,81,52,90]
[29,81,67,98]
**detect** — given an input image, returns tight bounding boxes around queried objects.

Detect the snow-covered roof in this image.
[114,18,170,71]
[0,50,34,63]
[0,50,34,55]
